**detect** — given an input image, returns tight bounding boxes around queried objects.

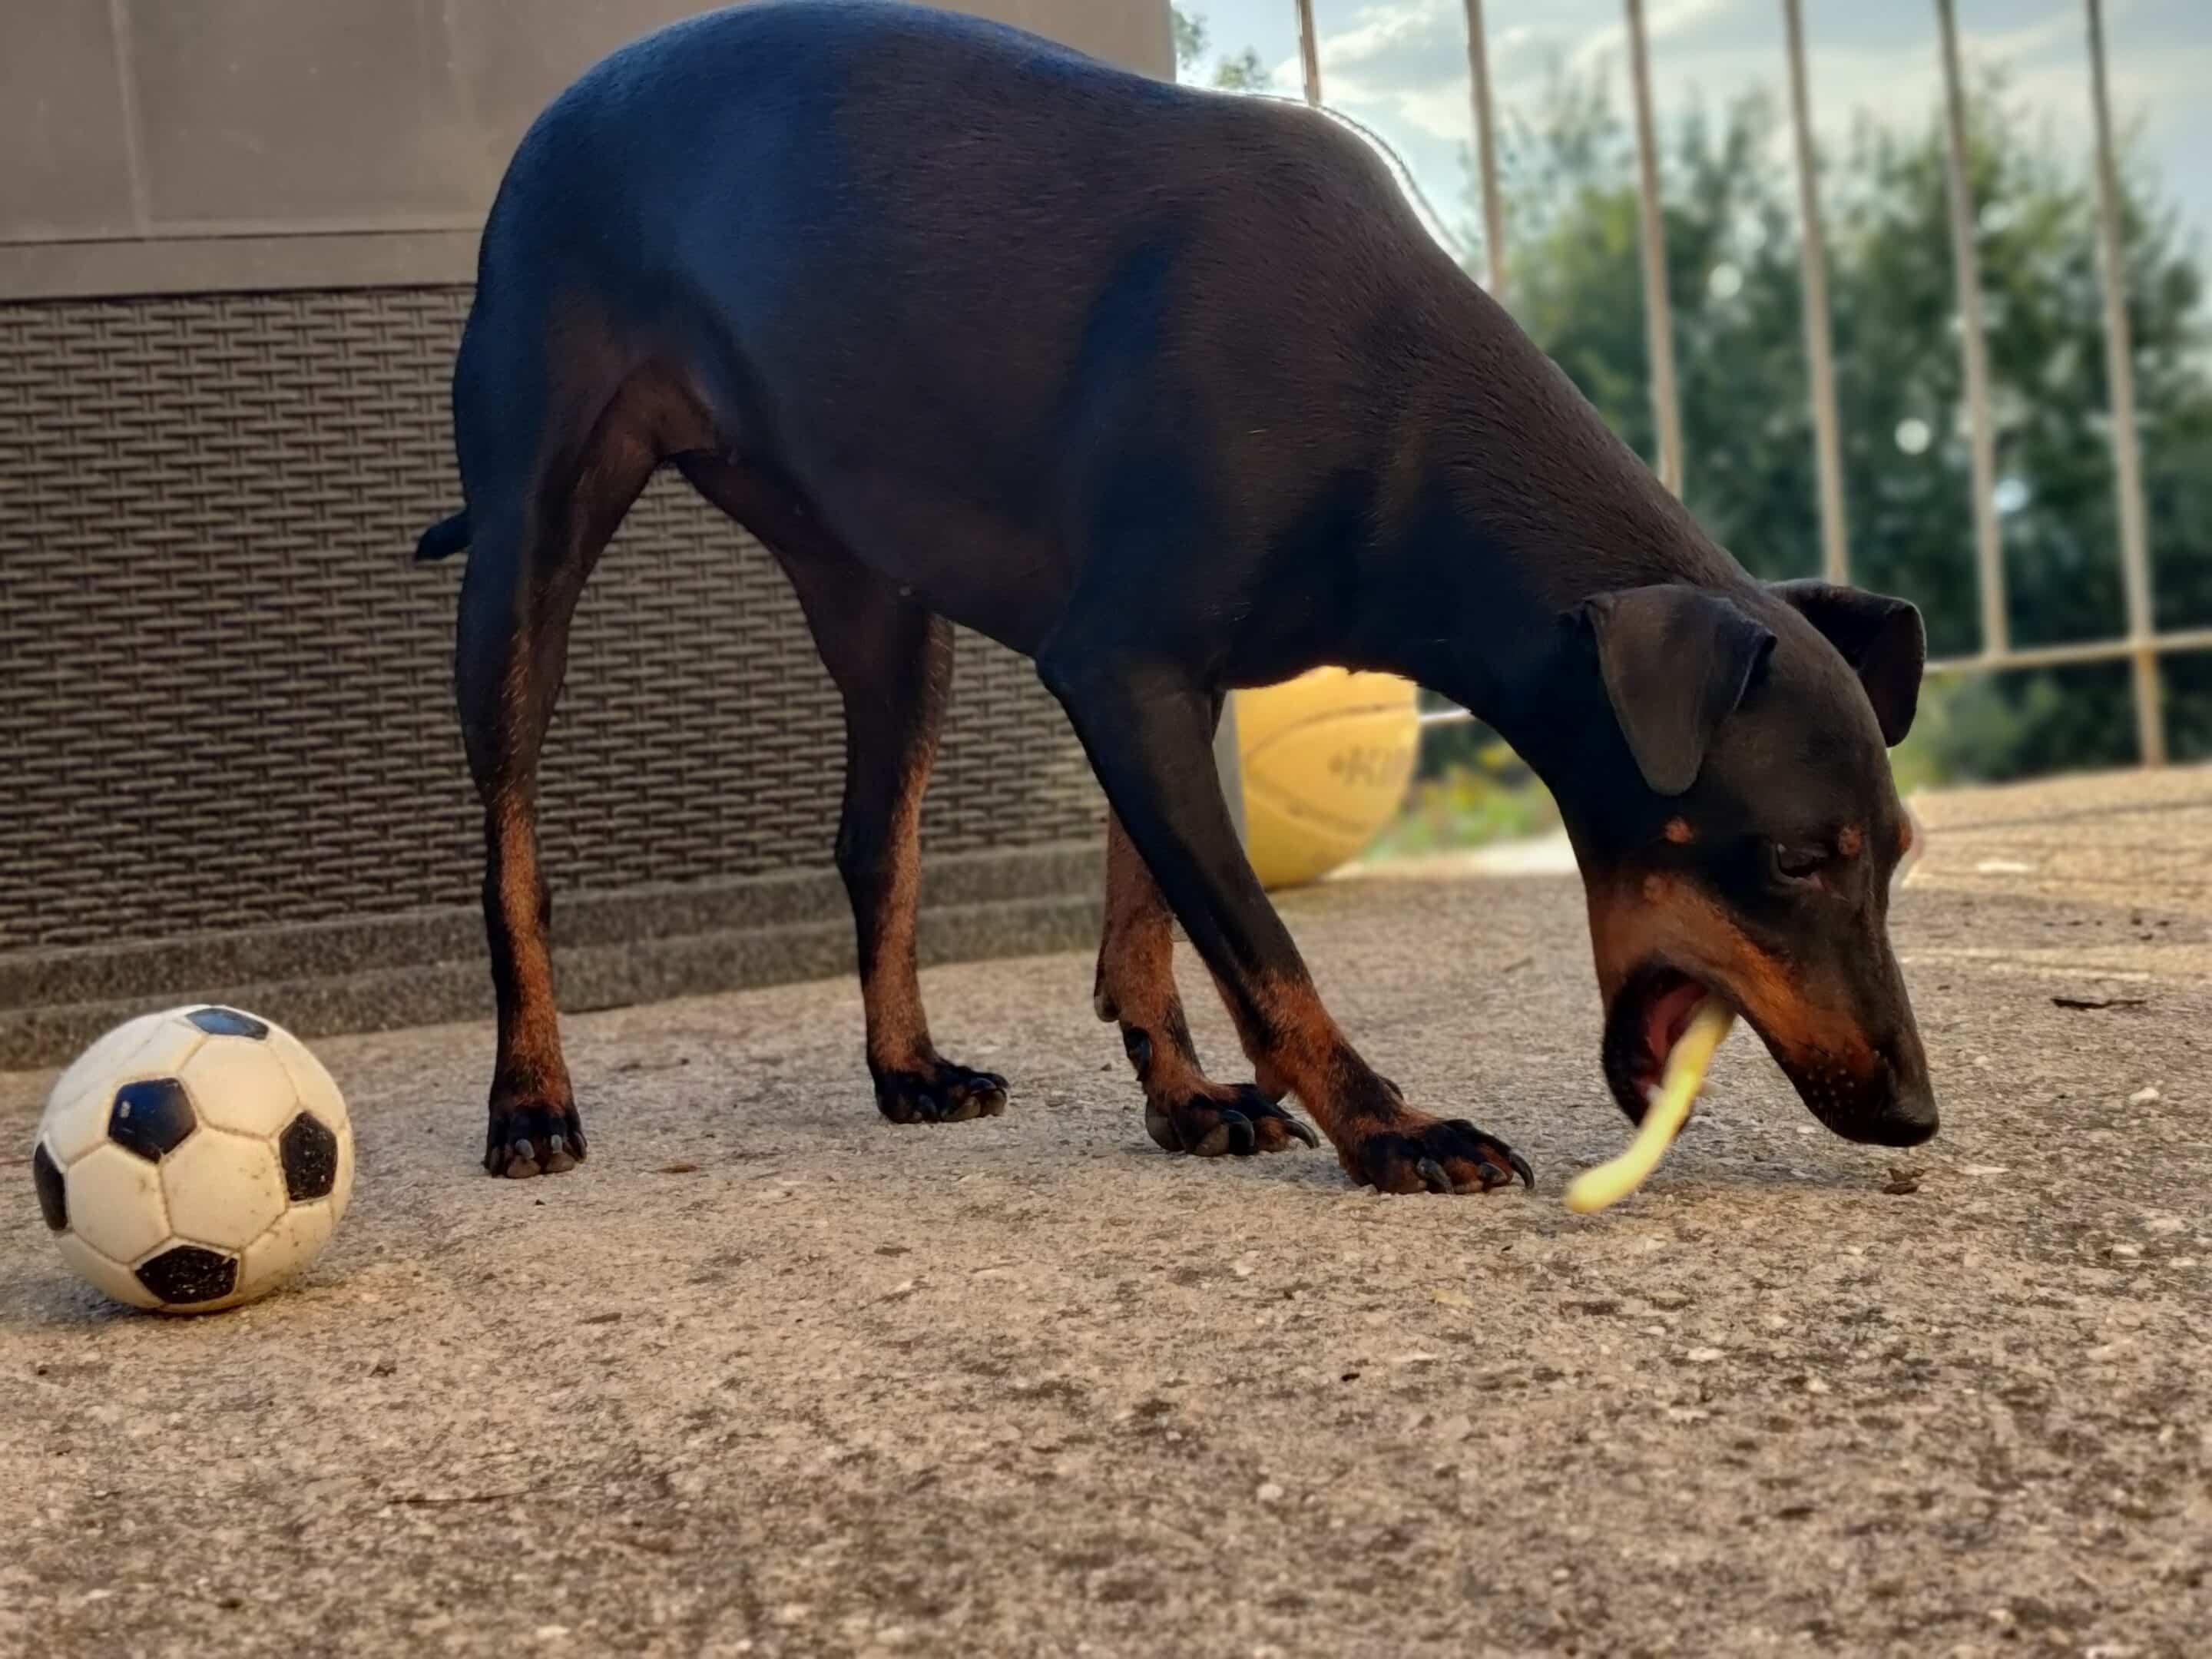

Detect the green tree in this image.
[1172,5,1207,73]
[1473,72,2212,780]
[1171,7,1272,94]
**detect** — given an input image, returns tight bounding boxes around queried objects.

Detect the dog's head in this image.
[1548,578,1936,1147]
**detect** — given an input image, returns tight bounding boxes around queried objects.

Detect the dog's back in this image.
[469,1,1468,572]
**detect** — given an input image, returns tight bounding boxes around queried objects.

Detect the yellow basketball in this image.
[1233,668,1421,889]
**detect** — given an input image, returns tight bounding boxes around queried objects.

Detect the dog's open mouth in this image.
[1602,965,1722,1118]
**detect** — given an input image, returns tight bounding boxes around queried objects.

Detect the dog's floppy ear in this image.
[1578,585,1776,797]
[1770,579,1926,746]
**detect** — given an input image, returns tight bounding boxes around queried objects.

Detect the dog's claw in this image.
[485,1100,589,1179]
[876,1061,1009,1126]
[1349,1112,1532,1196]
[1145,1085,1320,1159]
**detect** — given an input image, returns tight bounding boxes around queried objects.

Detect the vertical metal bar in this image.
[2085,0,2165,765]
[1935,0,2008,654]
[1293,0,1323,105]
[1624,0,1684,495]
[1462,0,1508,300]
[1782,0,1851,585]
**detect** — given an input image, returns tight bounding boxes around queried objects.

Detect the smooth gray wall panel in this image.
[0,0,139,240]
[445,0,754,167]
[124,0,484,230]
[0,0,1174,297]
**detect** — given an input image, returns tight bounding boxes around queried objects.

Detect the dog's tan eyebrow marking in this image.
[1663,816,1695,845]
[1838,824,1866,858]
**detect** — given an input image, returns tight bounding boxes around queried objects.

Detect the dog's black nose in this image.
[1853,1035,1939,1146]
[1857,1090,1939,1147]
[1850,1048,1939,1145]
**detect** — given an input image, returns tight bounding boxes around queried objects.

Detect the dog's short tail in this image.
[414,512,472,563]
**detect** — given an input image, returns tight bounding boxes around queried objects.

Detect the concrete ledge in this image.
[0,843,1104,1068]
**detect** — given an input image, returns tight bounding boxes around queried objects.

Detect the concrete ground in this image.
[3,767,2207,1658]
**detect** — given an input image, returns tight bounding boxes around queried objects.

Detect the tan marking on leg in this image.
[1095,813,1217,1101]
[859,751,935,1078]
[1663,816,1695,845]
[1237,972,1522,1190]
[487,796,571,1106]
[1242,972,1371,1144]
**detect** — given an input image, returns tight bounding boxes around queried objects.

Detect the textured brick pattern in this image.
[0,289,1099,958]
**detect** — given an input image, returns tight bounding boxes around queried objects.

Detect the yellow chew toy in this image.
[1564,1000,1735,1214]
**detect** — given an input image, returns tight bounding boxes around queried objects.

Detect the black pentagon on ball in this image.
[32,1141,68,1231]
[135,1244,238,1306]
[279,1111,339,1201]
[108,1078,198,1162]
[186,1006,269,1040]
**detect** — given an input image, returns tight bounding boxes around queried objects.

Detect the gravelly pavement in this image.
[4,767,2208,1658]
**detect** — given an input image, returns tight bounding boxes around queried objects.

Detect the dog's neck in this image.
[1352,300,1749,776]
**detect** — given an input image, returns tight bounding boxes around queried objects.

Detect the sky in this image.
[1177,0,2212,265]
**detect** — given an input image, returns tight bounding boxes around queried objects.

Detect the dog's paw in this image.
[1343,1113,1533,1195]
[1144,1084,1320,1157]
[873,1059,1009,1124]
[484,1100,587,1178]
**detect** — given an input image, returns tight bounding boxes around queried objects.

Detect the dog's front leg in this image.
[1041,650,1532,1195]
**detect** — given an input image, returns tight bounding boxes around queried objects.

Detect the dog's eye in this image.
[1771,843,1826,884]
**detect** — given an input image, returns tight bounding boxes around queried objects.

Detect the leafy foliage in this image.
[1481,71,2212,780]
[1171,6,1272,94]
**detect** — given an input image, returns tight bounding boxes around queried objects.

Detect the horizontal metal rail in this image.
[1413,627,2212,730]
[1925,628,2212,677]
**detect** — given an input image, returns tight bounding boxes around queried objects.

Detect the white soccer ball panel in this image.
[117,1015,209,1088]
[160,1128,289,1251]
[37,1077,114,1170]
[267,1025,351,1136]
[50,1013,163,1103]
[53,1232,161,1310]
[177,1035,302,1141]
[64,1142,171,1265]
[238,1201,336,1301]
[39,1012,174,1166]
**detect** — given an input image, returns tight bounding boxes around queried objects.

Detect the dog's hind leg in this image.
[677,457,1008,1127]
[451,364,659,1177]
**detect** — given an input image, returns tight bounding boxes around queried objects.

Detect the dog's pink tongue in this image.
[1644,979,1710,1072]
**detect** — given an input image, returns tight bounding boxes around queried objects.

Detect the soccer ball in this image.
[30,1006,353,1313]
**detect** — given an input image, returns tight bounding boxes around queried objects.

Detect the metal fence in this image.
[1283,0,2205,766]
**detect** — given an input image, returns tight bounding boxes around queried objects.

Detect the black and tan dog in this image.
[418,0,1937,1190]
